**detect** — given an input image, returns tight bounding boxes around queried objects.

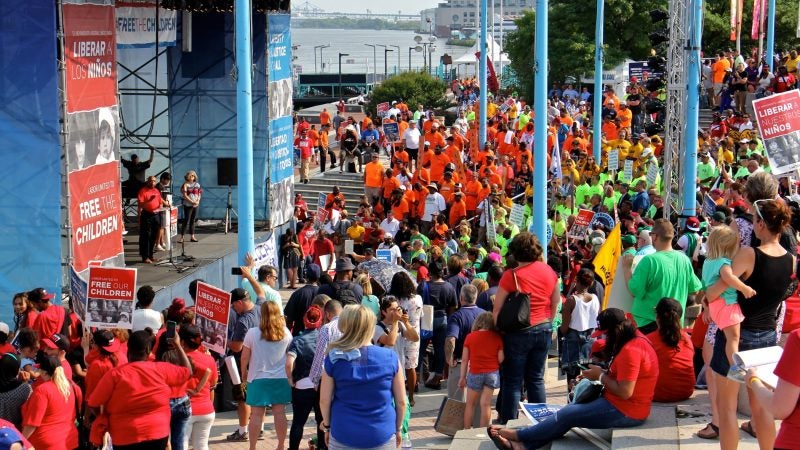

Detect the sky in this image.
[298,0,440,15]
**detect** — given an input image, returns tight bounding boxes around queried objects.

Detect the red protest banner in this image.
[195,282,231,354]
[63,2,117,113]
[86,266,137,329]
[752,90,800,174]
[68,162,124,273]
[568,209,596,240]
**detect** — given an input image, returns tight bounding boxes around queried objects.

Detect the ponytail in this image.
[52,366,71,401]
[655,298,683,348]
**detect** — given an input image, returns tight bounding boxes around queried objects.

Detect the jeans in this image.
[560,329,593,370]
[499,322,552,422]
[289,388,317,450]
[114,437,169,450]
[710,327,776,376]
[515,397,644,449]
[169,396,192,450]
[420,313,448,375]
[184,412,215,450]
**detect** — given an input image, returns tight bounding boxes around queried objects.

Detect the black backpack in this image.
[333,282,359,306]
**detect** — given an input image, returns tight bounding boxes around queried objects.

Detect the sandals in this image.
[697,422,719,439]
[740,420,757,438]
[487,426,512,450]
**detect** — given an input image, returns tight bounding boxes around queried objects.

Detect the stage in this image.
[123,220,272,311]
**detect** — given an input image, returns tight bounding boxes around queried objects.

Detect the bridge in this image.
[291,1,418,22]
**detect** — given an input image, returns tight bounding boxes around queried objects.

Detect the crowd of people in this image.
[4,48,800,450]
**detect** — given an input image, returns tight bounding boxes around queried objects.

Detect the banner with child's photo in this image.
[194,282,231,354]
[86,266,136,329]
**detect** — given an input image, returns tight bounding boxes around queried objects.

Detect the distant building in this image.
[422,0,530,38]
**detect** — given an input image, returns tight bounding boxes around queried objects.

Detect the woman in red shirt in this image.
[21,356,81,450]
[488,308,659,449]
[87,330,191,450]
[12,292,37,333]
[180,325,217,450]
[646,298,694,403]
[491,232,560,423]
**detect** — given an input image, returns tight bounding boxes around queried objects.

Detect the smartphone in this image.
[576,363,589,371]
[166,320,177,340]
[231,267,243,276]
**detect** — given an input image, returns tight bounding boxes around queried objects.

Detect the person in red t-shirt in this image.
[21,356,81,450]
[646,298,694,403]
[295,129,315,184]
[87,330,191,449]
[180,325,218,450]
[29,288,65,348]
[311,233,335,272]
[460,312,504,429]
[487,308,658,449]
[138,176,169,263]
[0,322,15,355]
[747,327,800,450]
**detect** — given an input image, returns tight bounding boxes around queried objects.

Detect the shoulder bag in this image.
[496,269,531,333]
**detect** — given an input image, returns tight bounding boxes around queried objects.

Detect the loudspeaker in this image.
[217,158,238,186]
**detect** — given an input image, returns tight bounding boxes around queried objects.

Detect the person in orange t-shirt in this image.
[382,170,401,210]
[428,147,451,182]
[439,172,456,203]
[449,191,468,228]
[360,112,373,132]
[617,103,633,133]
[601,116,619,141]
[390,191,410,221]
[464,178,482,216]
[319,108,331,126]
[413,163,431,186]
[392,146,409,170]
[363,153,385,206]
[307,126,320,164]
[424,125,446,150]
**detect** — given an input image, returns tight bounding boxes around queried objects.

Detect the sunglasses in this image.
[753,199,769,222]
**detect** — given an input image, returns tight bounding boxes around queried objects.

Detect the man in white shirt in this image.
[402,120,422,171]
[422,182,446,235]
[379,211,400,238]
[132,285,163,332]
[377,234,404,265]
[454,110,469,135]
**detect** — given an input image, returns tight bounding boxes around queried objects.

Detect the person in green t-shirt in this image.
[627,219,703,332]
[697,152,718,187]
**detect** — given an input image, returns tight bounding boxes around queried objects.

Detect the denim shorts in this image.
[710,327,776,376]
[466,370,500,391]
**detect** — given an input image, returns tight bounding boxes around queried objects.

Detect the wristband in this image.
[748,376,762,387]
[599,372,605,385]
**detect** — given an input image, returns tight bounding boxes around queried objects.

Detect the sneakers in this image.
[226,430,248,441]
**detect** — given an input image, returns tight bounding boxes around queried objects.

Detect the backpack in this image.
[333,281,359,306]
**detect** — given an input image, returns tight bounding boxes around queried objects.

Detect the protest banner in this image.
[70,267,88,323]
[383,122,399,142]
[377,102,390,118]
[646,161,659,187]
[592,212,615,230]
[623,159,634,181]
[567,209,596,240]
[86,266,137,329]
[194,282,231,354]
[253,234,278,271]
[376,249,393,263]
[115,2,177,48]
[608,149,619,171]
[752,90,800,174]
[592,224,622,309]
[509,203,526,228]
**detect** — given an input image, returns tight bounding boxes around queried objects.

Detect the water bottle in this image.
[401,434,412,449]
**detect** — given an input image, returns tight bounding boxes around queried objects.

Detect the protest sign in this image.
[567,209,596,240]
[623,159,633,181]
[509,203,526,228]
[753,90,800,174]
[86,266,137,329]
[383,122,400,142]
[194,282,231,354]
[608,149,619,171]
[646,161,658,187]
[377,102,390,118]
[344,239,354,255]
[253,234,278,271]
[592,212,615,230]
[376,249,393,263]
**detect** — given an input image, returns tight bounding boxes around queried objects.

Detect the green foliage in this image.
[703,0,800,57]
[292,17,418,31]
[366,72,448,116]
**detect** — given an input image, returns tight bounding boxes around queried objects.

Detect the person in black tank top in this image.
[706,199,795,450]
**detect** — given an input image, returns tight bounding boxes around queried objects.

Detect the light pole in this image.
[338,52,349,99]
[364,44,377,82]
[428,36,437,75]
[414,35,424,72]
[314,43,329,73]
[389,45,400,73]
[409,46,422,71]
[382,47,394,80]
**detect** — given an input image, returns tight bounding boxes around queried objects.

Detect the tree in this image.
[366,71,448,116]
[703,0,800,58]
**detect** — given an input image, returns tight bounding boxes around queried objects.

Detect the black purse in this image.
[496,269,531,332]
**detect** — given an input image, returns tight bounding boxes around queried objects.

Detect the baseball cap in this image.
[0,322,8,336]
[0,425,24,449]
[93,329,121,353]
[686,216,700,232]
[230,288,249,302]
[621,234,637,246]
[712,211,727,222]
[42,333,70,352]
[305,263,321,281]
[28,287,55,303]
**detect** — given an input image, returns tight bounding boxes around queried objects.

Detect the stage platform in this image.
[123,220,271,311]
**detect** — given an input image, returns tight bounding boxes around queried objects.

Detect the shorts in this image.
[246,378,292,407]
[710,327,776,376]
[466,370,500,391]
[713,83,725,96]
[403,341,420,369]
[406,147,419,161]
[709,299,745,330]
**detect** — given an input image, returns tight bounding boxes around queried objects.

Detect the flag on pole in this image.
[592,223,622,309]
[550,134,562,181]
[730,0,738,41]
[752,0,763,40]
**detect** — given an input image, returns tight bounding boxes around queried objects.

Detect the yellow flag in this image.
[593,224,622,309]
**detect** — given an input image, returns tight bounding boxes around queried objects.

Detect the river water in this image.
[291,27,475,75]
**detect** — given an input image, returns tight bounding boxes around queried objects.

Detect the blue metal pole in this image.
[682,0,703,222]
[533,0,548,252]
[479,0,488,151]
[236,0,255,264]
[592,0,604,162]
[766,0,776,70]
